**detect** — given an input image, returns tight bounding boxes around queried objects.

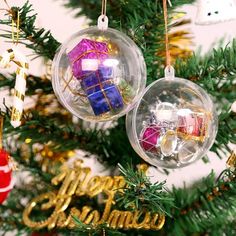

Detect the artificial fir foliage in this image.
[0,3,60,60]
[0,0,235,235]
[117,164,174,216]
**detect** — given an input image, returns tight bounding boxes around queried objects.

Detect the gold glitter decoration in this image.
[157,13,193,63]
[36,145,75,174]
[34,94,71,118]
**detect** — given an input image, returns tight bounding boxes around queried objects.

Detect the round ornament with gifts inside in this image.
[52,16,146,122]
[126,67,218,169]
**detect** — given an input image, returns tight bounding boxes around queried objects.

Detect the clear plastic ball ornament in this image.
[52,16,146,122]
[126,67,218,169]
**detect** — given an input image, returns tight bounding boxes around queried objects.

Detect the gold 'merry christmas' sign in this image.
[23,161,165,230]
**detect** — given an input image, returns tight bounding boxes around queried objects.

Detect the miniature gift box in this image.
[68,38,109,79]
[140,125,161,153]
[177,109,207,142]
[80,66,124,116]
[68,38,124,116]
[140,123,177,156]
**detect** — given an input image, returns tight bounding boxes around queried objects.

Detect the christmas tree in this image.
[0,0,236,235]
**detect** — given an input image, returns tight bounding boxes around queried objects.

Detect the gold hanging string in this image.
[2,0,20,44]
[101,0,107,16]
[11,8,20,45]
[163,0,171,67]
[98,0,108,30]
[0,116,3,149]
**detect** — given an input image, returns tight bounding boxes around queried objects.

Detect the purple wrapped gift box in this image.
[67,38,123,116]
[81,67,124,116]
[80,66,113,88]
[68,38,109,79]
[87,83,124,116]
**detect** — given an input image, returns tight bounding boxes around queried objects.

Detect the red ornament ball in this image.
[0,149,13,204]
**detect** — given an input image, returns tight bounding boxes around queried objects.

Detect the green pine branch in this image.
[165,170,236,236]
[0,0,235,164]
[71,217,126,236]
[0,155,55,234]
[0,72,53,95]
[2,109,140,168]
[0,1,236,235]
[1,41,236,167]
[0,1,60,60]
[64,0,196,80]
[117,164,174,216]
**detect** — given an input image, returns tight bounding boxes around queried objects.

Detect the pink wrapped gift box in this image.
[177,112,207,141]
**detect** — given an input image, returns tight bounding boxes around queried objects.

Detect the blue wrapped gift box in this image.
[80,67,124,116]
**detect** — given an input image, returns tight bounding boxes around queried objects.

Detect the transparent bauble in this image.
[52,26,146,122]
[126,76,218,169]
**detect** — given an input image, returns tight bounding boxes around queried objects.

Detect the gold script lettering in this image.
[23,162,165,231]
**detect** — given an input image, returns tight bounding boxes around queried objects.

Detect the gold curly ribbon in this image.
[23,161,165,231]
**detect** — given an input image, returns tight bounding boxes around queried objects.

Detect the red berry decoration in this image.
[0,149,13,204]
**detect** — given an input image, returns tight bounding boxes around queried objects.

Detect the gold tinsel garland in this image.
[157,13,193,63]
